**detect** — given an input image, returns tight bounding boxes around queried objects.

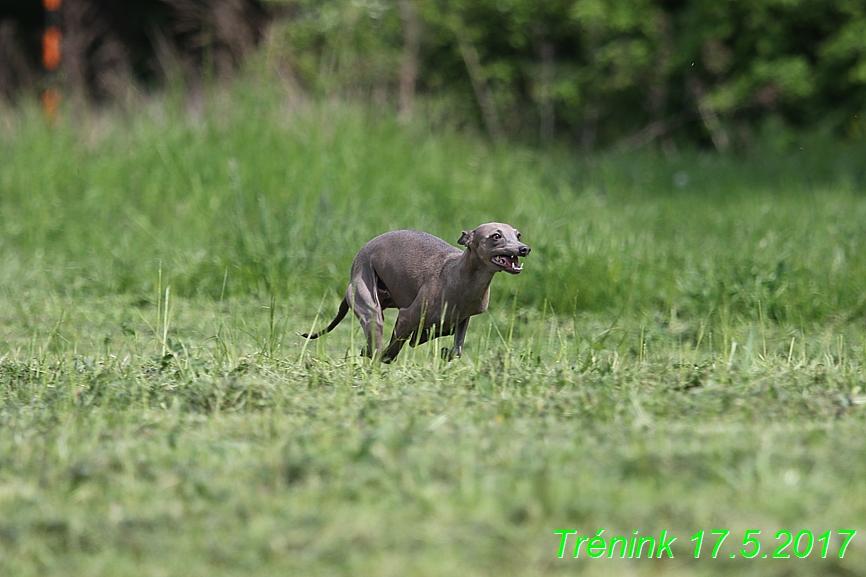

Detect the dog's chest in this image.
[441,285,490,319]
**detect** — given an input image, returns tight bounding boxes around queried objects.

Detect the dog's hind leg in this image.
[347,264,385,358]
[381,305,423,362]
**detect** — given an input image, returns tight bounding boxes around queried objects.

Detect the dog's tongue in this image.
[503,255,523,272]
[492,254,523,273]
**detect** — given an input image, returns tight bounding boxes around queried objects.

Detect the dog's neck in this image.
[451,245,496,301]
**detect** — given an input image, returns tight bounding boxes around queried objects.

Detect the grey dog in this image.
[302,223,530,362]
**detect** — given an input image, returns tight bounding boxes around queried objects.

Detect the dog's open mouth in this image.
[491,254,523,274]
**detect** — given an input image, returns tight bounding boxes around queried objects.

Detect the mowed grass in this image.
[1,85,866,576]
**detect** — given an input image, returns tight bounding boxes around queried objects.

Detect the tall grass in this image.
[3,84,866,324]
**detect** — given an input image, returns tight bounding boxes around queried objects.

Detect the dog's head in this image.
[458,223,530,274]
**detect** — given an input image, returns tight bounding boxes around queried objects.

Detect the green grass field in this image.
[1,84,866,576]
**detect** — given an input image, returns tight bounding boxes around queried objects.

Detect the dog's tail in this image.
[302,298,350,339]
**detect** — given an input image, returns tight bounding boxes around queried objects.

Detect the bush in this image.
[264,0,866,148]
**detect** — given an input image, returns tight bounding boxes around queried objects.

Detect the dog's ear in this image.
[457,229,474,246]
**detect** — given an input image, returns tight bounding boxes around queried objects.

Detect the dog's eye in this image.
[492,233,502,241]
[516,232,521,240]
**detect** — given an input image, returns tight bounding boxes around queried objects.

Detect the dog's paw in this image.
[441,347,462,361]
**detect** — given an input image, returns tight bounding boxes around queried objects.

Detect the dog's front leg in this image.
[442,317,470,360]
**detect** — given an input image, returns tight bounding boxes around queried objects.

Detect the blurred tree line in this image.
[1,0,864,148]
[265,0,866,149]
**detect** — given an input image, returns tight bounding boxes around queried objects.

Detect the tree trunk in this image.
[687,77,729,151]
[538,38,554,145]
[397,0,420,123]
[452,18,503,141]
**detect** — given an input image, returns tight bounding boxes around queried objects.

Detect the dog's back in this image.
[352,229,461,309]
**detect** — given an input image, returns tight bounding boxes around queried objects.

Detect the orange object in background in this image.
[43,26,61,70]
[43,0,62,121]
[42,88,61,114]
[42,87,61,121]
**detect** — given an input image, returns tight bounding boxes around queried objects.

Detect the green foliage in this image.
[264,0,405,95]
[263,0,866,146]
